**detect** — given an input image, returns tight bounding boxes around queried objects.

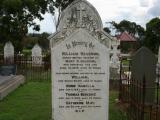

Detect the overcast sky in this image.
[29,0,160,33]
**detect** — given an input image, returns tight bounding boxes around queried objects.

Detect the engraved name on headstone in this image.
[32,44,42,66]
[49,0,113,120]
[4,41,14,64]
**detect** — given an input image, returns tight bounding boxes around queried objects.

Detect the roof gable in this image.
[116,32,137,42]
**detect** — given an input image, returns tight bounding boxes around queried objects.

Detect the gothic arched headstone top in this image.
[4,41,14,58]
[32,44,42,57]
[49,0,114,50]
[58,0,103,31]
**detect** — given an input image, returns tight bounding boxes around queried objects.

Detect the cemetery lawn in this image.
[0,81,127,120]
[0,82,51,120]
[109,91,127,120]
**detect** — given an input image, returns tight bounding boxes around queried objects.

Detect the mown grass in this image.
[0,81,127,120]
[109,91,127,120]
[0,82,51,120]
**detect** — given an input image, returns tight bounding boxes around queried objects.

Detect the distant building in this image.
[116,32,138,53]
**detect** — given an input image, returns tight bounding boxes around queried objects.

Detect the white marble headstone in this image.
[49,0,113,120]
[32,44,42,66]
[51,29,109,120]
[4,41,14,63]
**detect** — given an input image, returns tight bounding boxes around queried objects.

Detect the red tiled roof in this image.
[116,32,137,42]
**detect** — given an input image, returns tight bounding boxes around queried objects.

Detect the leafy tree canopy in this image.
[55,0,75,11]
[0,0,75,52]
[0,0,55,52]
[110,20,145,41]
[144,17,160,53]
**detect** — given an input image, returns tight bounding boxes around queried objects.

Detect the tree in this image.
[106,20,145,53]
[110,20,145,41]
[0,0,55,52]
[0,0,76,52]
[144,17,160,53]
[22,32,50,51]
[38,32,50,50]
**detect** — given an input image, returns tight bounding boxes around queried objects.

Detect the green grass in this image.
[0,82,51,120]
[122,60,129,66]
[109,91,127,120]
[0,81,127,120]
[22,49,32,56]
[25,70,51,82]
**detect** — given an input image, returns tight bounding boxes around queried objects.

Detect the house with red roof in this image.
[116,32,139,53]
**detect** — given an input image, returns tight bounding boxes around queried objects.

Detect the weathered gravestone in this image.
[32,44,42,66]
[130,47,156,119]
[4,41,14,64]
[49,0,114,120]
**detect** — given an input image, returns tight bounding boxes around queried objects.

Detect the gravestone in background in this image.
[49,0,113,120]
[4,41,14,64]
[130,47,156,120]
[32,44,42,66]
[131,47,156,104]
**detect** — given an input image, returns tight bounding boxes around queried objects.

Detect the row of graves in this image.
[0,42,25,100]
[1,41,51,73]
[0,42,50,100]
[2,41,43,66]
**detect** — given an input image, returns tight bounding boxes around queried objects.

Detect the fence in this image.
[119,47,160,120]
[0,54,51,82]
[119,58,131,103]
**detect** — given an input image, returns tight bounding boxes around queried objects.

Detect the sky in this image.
[29,0,160,34]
